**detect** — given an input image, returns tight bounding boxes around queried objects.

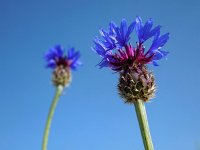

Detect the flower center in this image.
[56,57,70,68]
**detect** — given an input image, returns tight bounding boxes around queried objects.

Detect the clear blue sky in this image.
[0,0,200,149]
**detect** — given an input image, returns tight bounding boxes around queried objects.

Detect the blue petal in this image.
[150,32,170,53]
[143,18,153,34]
[45,45,64,61]
[115,27,123,46]
[71,52,81,63]
[67,47,75,59]
[148,25,161,39]
[98,58,109,68]
[126,21,136,40]
[109,21,117,35]
[47,59,56,68]
[111,19,134,47]
[120,19,128,41]
[67,47,80,60]
[135,16,143,42]
[135,16,161,43]
[44,51,53,61]
[93,19,135,54]
[54,45,64,58]
[93,38,107,57]
[99,29,116,50]
[157,33,170,47]
[152,61,159,66]
[153,50,169,60]
[45,48,56,61]
[67,47,81,70]
[70,60,82,70]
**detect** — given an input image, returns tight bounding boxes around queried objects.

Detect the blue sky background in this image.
[1,0,200,149]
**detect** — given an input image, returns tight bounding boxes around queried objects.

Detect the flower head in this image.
[93,17,169,103]
[93,17,169,71]
[45,45,81,87]
[45,45,81,70]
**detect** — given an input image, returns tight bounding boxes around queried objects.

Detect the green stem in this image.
[134,99,154,150]
[42,85,63,150]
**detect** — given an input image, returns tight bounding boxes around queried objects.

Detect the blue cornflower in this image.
[92,18,170,145]
[42,45,81,150]
[45,45,81,70]
[93,16,169,71]
[44,45,81,87]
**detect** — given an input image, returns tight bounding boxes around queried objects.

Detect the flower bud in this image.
[118,65,156,103]
[52,65,71,87]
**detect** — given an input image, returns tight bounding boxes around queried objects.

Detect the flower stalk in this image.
[43,45,81,150]
[134,99,154,150]
[42,85,63,150]
[92,16,169,150]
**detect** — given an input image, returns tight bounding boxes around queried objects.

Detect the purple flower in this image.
[45,45,81,70]
[93,16,169,71]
